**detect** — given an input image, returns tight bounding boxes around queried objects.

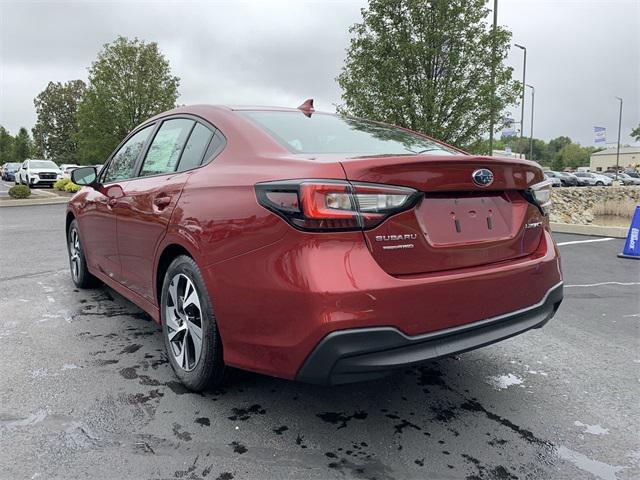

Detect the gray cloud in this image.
[1,0,637,146]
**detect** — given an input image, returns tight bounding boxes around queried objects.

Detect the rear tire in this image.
[161,255,227,391]
[67,219,98,288]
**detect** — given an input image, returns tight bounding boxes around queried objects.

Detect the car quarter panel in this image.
[153,105,348,303]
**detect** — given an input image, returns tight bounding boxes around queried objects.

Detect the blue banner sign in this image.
[594,126,606,144]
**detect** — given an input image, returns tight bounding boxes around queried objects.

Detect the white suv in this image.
[15,159,62,187]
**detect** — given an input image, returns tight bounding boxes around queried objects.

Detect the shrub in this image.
[64,181,81,193]
[8,185,31,199]
[54,178,71,190]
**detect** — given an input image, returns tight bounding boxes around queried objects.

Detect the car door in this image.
[115,118,216,302]
[77,125,154,281]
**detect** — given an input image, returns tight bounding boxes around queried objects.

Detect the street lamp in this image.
[615,96,623,182]
[526,84,535,161]
[514,43,527,159]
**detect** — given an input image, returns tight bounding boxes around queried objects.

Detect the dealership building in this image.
[589,146,640,171]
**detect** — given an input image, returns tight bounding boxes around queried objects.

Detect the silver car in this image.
[602,172,640,186]
[573,172,612,186]
[544,172,562,187]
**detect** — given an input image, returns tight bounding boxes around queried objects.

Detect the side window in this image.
[203,130,226,162]
[103,126,153,183]
[140,119,194,177]
[176,123,214,172]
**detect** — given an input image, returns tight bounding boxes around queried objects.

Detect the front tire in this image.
[161,255,227,391]
[67,219,98,288]
[595,181,604,186]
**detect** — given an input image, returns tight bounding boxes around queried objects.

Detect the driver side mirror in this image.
[71,166,99,187]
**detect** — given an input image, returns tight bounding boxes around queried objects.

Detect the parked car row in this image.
[543,170,640,187]
[1,161,104,187]
[601,171,640,186]
[12,160,63,187]
[0,162,22,181]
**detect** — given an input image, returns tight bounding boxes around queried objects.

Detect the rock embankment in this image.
[550,186,640,224]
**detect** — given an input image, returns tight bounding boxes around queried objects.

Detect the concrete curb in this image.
[0,197,70,207]
[550,222,629,239]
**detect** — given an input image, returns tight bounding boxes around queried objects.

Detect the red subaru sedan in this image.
[67,102,563,390]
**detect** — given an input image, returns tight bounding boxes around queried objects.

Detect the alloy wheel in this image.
[165,273,203,372]
[69,228,81,281]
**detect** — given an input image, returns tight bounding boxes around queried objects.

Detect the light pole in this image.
[488,0,498,157]
[514,44,526,159]
[615,96,623,181]
[526,84,535,161]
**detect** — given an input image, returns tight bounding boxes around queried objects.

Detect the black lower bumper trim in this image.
[296,282,563,385]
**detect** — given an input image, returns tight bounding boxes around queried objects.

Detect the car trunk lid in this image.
[341,154,546,275]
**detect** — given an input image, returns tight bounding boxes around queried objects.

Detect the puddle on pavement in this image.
[557,445,625,480]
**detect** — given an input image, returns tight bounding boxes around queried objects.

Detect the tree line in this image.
[0,126,37,165]
[1,1,638,167]
[0,36,179,166]
[466,135,604,170]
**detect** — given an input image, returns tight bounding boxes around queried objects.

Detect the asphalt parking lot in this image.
[0,203,638,480]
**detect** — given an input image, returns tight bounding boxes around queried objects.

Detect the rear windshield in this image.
[30,160,58,169]
[240,111,459,156]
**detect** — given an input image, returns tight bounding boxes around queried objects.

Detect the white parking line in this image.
[557,238,615,246]
[565,282,640,288]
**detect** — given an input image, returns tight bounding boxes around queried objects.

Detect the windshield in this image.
[240,111,459,156]
[6,163,20,170]
[30,160,58,169]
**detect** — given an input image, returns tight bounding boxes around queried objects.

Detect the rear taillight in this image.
[524,179,552,215]
[255,180,420,231]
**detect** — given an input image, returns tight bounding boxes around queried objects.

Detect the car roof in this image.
[140,104,466,159]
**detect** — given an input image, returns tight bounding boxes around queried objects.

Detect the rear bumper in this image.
[206,228,562,381]
[297,282,563,385]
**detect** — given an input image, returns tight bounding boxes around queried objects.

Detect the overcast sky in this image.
[1,0,638,146]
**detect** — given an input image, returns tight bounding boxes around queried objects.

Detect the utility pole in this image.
[514,44,526,159]
[488,0,498,157]
[526,84,535,161]
[615,96,623,181]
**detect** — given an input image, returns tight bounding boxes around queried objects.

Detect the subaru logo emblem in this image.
[472,168,494,187]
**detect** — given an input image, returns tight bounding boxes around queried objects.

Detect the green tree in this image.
[547,136,572,157]
[337,0,520,148]
[76,36,180,164]
[32,80,86,163]
[551,155,565,172]
[0,126,15,163]
[13,127,33,162]
[528,138,549,163]
[632,124,640,142]
[557,143,589,169]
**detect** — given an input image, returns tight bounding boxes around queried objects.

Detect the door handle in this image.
[153,195,172,209]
